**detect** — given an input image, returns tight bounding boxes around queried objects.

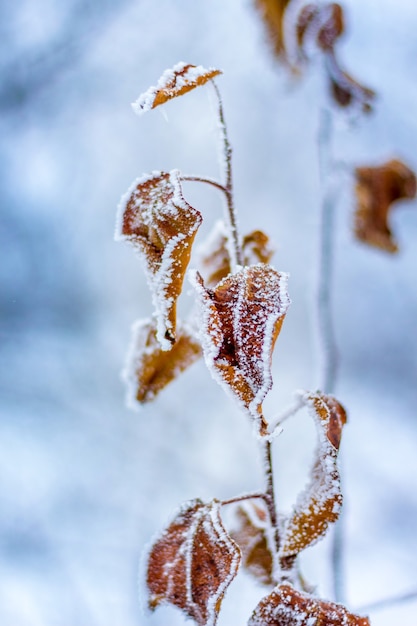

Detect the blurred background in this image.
[1,0,417,624]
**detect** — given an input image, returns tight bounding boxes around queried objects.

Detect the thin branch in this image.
[266,395,304,437]
[180,174,228,196]
[316,107,343,603]
[261,439,280,554]
[356,589,417,614]
[211,80,243,269]
[220,492,269,507]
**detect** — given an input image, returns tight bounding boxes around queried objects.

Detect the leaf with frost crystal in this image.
[354,159,416,253]
[231,500,274,586]
[116,170,202,349]
[200,221,274,287]
[249,583,370,625]
[280,392,347,560]
[122,319,202,406]
[132,62,222,114]
[147,499,241,626]
[192,264,290,436]
[254,0,292,59]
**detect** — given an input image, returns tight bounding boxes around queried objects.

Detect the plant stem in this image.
[261,439,280,554]
[211,80,243,270]
[181,174,228,196]
[317,107,344,603]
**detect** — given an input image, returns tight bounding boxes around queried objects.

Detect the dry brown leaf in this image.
[192,265,290,435]
[280,392,346,559]
[295,3,319,60]
[316,3,344,51]
[354,159,417,253]
[200,222,274,287]
[327,59,375,112]
[231,501,274,586]
[132,62,222,114]
[116,170,202,348]
[122,319,202,406]
[248,583,370,625]
[147,499,241,626]
[254,0,292,59]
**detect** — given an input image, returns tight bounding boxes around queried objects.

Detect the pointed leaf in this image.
[122,319,202,406]
[254,0,292,59]
[280,392,347,559]
[116,170,202,348]
[200,221,274,287]
[192,265,290,435]
[249,583,370,625]
[147,499,241,626]
[354,159,416,253]
[231,501,274,586]
[132,62,222,114]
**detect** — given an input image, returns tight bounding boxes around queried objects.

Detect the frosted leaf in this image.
[248,583,370,625]
[354,159,416,253]
[199,221,274,287]
[191,265,290,436]
[116,170,202,348]
[132,62,222,114]
[147,499,241,626]
[122,319,202,406]
[231,500,275,586]
[254,0,292,59]
[280,392,347,559]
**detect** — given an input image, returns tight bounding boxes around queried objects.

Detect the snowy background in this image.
[1,1,417,625]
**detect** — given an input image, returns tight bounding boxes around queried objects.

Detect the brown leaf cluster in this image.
[280,392,346,559]
[231,501,274,586]
[132,62,222,114]
[295,3,375,111]
[123,320,202,405]
[147,500,240,626]
[192,264,290,435]
[249,583,370,625]
[116,170,202,348]
[354,159,416,253]
[200,222,274,287]
[255,0,375,111]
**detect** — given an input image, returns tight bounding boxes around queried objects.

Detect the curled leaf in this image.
[122,319,202,406]
[147,499,241,626]
[116,170,202,348]
[326,51,375,112]
[280,392,347,559]
[354,159,416,253]
[132,62,222,114]
[249,583,370,625]
[294,3,375,111]
[192,265,290,435]
[200,221,274,287]
[231,500,274,586]
[254,0,292,59]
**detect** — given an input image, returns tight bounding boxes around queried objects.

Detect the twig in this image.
[261,439,280,554]
[211,80,243,269]
[181,174,228,196]
[356,589,417,614]
[316,106,344,603]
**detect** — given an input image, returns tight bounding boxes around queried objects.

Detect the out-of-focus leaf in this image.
[122,319,202,406]
[294,3,375,111]
[326,52,375,112]
[147,499,241,626]
[354,159,416,253]
[200,221,274,287]
[280,392,346,559]
[116,170,202,349]
[192,265,290,435]
[132,62,222,114]
[248,583,370,625]
[254,0,292,59]
[231,500,275,586]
